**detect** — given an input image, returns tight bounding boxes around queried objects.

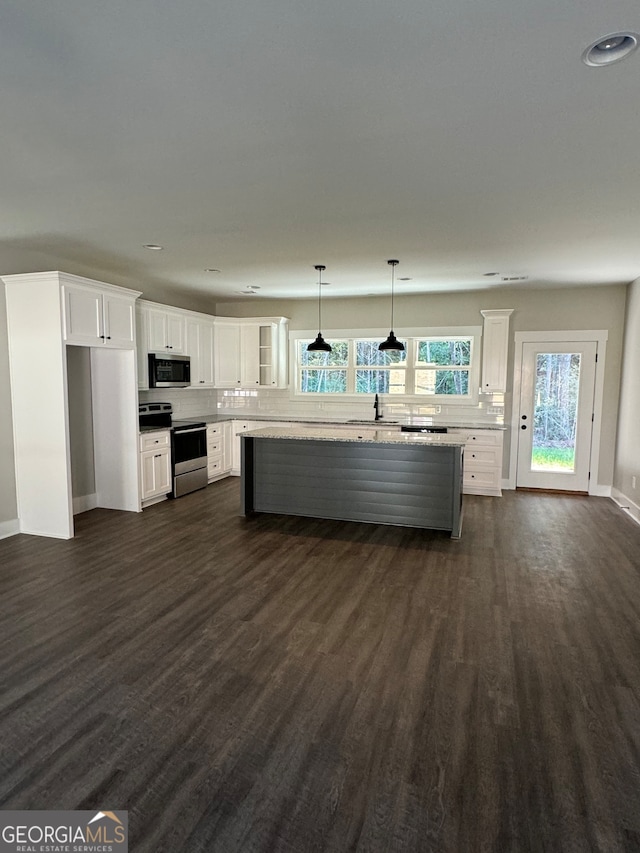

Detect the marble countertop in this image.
[241,426,466,446]
[187,413,507,430]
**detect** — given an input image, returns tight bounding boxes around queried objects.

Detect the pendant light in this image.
[307,264,332,352]
[379,259,405,352]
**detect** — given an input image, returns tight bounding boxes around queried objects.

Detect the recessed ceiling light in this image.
[582,32,639,66]
[398,277,412,281]
[248,285,261,290]
[501,275,528,282]
[483,272,500,277]
[320,281,331,286]
[204,268,220,273]
[236,290,257,295]
[143,243,163,250]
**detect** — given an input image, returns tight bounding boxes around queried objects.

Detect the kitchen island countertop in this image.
[184,413,507,430]
[242,425,466,446]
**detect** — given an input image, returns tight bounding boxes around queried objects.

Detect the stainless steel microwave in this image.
[148,353,191,388]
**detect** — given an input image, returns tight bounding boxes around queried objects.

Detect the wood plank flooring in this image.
[1,482,640,852]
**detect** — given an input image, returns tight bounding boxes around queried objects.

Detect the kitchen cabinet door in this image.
[140,448,171,501]
[147,307,186,353]
[64,285,103,345]
[481,309,513,393]
[63,284,136,348]
[214,322,242,387]
[187,318,216,387]
[240,324,261,386]
[102,293,136,348]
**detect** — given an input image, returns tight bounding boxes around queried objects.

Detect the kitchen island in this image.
[241,426,465,538]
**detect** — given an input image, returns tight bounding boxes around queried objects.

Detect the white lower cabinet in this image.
[207,422,233,482]
[231,421,260,475]
[448,428,504,496]
[139,430,172,504]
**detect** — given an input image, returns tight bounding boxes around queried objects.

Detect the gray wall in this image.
[66,346,96,501]
[217,283,628,489]
[614,278,640,502]
[0,285,17,525]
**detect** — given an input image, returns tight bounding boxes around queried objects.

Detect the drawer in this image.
[464,447,501,468]
[207,425,222,438]
[449,429,503,447]
[208,458,222,477]
[463,468,501,491]
[139,431,170,452]
[207,440,222,457]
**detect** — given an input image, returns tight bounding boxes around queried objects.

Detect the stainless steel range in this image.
[138,403,208,498]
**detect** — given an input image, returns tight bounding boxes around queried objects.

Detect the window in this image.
[293,328,480,401]
[415,337,472,397]
[299,341,348,393]
[355,340,406,394]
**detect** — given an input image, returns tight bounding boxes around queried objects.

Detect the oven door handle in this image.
[174,427,206,434]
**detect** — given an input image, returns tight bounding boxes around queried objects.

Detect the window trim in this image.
[290,326,482,403]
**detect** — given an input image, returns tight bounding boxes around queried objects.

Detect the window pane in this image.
[416,369,469,395]
[300,369,347,393]
[531,353,580,472]
[356,369,406,394]
[299,341,349,367]
[356,340,406,366]
[417,340,471,366]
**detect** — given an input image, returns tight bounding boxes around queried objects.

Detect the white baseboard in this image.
[611,488,640,527]
[0,518,20,540]
[502,478,611,496]
[73,493,98,515]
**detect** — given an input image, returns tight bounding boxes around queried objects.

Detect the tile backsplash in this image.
[139,387,506,424]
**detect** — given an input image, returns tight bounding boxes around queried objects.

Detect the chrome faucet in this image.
[374,393,381,421]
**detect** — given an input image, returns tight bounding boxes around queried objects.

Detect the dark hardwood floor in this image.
[1,481,640,852]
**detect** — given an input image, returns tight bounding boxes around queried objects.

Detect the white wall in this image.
[613,278,640,517]
[0,285,17,532]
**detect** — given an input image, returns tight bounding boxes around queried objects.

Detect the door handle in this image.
[521,424,527,430]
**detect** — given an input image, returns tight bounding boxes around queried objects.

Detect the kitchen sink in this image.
[347,419,399,424]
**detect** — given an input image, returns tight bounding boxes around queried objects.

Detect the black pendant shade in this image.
[379,259,405,352]
[307,332,332,352]
[379,330,405,352]
[307,264,332,353]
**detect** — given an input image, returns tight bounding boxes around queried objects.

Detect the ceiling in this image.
[2,1,640,304]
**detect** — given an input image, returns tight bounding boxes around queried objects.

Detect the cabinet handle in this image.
[154,454,162,458]
[100,335,105,340]
[200,380,205,383]
[106,336,111,340]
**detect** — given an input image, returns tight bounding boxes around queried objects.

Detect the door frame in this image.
[507,330,609,496]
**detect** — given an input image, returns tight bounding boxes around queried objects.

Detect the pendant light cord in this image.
[388,259,398,331]
[315,264,325,334]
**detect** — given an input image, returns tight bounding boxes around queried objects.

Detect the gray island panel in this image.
[242,433,463,537]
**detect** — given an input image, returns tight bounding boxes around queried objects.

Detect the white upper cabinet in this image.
[214,320,242,387]
[240,323,261,386]
[214,316,289,389]
[63,281,137,348]
[480,309,513,393]
[146,305,186,353]
[186,316,216,387]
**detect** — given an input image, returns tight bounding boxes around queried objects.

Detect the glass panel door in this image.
[531,352,581,473]
[517,342,597,491]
